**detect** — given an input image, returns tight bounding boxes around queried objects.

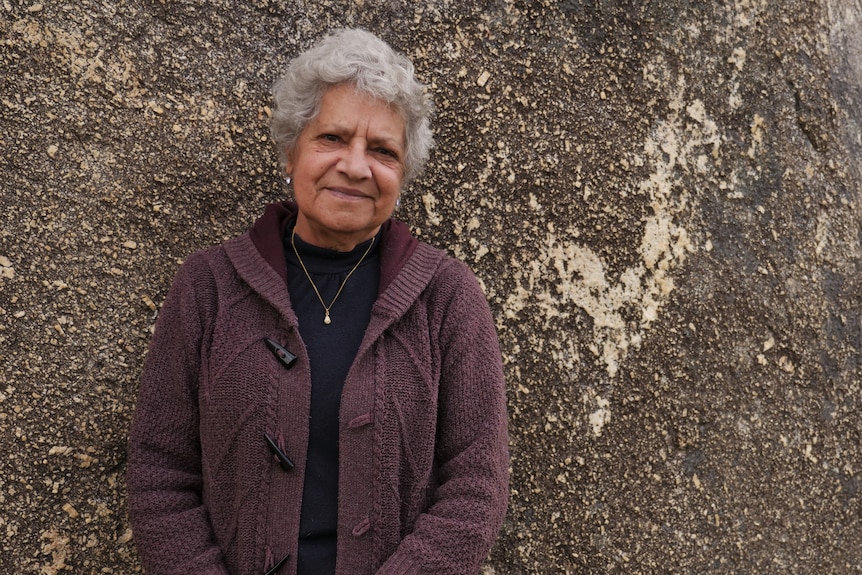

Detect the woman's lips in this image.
[327,186,369,200]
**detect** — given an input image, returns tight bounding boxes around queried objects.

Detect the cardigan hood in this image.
[248,201,419,296]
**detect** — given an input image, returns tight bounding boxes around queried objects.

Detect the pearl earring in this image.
[285,175,292,185]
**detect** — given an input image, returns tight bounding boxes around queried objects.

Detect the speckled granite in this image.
[1,1,860,572]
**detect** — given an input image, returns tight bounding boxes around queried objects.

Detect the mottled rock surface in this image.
[1,0,860,573]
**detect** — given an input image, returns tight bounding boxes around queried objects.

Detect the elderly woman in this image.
[127,28,509,575]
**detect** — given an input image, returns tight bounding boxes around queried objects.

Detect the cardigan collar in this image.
[227,201,446,337]
[248,201,418,296]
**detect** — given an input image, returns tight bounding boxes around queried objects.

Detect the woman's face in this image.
[287,83,406,251]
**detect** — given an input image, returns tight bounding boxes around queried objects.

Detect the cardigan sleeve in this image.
[377,262,510,575]
[126,257,231,575]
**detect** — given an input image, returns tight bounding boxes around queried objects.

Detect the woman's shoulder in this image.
[411,240,488,305]
[175,241,234,280]
[413,240,476,279]
[164,239,248,305]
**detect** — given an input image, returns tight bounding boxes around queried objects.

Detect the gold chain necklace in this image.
[290,228,376,325]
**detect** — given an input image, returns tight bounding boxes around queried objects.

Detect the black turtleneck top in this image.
[284,226,381,575]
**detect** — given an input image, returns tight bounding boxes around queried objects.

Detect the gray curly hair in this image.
[269,28,434,185]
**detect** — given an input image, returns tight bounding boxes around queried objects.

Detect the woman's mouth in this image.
[327,187,369,200]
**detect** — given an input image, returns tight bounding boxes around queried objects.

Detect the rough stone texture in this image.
[1,0,860,573]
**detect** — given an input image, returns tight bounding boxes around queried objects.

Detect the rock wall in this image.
[1,1,860,572]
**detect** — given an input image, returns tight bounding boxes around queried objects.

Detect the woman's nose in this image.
[337,142,373,180]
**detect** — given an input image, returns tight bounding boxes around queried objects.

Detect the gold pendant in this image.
[324,312,331,325]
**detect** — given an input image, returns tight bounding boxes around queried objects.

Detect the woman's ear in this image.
[284,146,295,175]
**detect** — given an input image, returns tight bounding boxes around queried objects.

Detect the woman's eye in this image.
[376,148,398,159]
[321,134,341,142]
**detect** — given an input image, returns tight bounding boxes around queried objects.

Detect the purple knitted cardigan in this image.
[126,202,509,575]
